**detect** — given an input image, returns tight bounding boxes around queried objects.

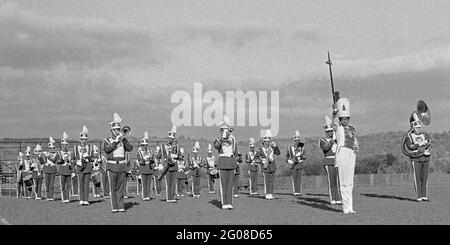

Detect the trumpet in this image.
[112,125,131,143]
[121,126,131,135]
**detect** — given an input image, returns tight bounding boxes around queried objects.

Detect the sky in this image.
[1,0,450,142]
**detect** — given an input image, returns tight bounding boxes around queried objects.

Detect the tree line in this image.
[2,130,450,176]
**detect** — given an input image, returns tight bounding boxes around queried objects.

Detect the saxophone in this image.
[261,147,273,169]
[248,151,256,165]
[77,145,89,171]
[166,144,178,166]
[32,155,43,176]
[45,152,56,166]
[288,146,305,169]
[61,151,71,166]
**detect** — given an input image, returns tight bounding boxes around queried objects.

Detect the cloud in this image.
[176,21,278,49]
[0,2,166,69]
[172,21,324,54]
[333,46,450,79]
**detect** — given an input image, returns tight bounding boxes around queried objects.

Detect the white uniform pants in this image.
[336,147,356,212]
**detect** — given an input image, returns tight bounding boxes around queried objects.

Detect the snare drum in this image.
[23,174,33,187]
[91,172,101,185]
[210,169,219,179]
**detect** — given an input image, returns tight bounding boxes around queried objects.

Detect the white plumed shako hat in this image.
[168,125,177,139]
[409,112,422,128]
[219,115,231,130]
[141,131,149,146]
[110,113,122,130]
[80,125,88,140]
[34,144,42,154]
[323,116,333,131]
[249,137,255,147]
[293,130,301,140]
[192,141,200,153]
[48,137,56,148]
[262,129,272,141]
[336,98,351,118]
[61,132,69,145]
[25,146,31,156]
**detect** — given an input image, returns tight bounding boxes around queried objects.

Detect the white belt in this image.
[219,154,234,157]
[325,156,335,158]
[107,160,127,164]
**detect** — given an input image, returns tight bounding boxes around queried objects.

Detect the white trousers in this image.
[336,147,356,212]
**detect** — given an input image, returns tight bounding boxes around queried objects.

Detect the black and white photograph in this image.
[1,0,450,228]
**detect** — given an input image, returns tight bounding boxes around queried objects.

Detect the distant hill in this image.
[2,130,450,175]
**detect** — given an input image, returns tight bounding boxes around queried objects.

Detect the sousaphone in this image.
[401,100,431,158]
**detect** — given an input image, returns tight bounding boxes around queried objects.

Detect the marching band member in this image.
[74,125,94,205]
[103,113,133,213]
[189,142,203,198]
[255,129,280,200]
[233,152,243,198]
[319,116,341,204]
[153,145,163,196]
[405,110,432,202]
[156,125,180,203]
[230,128,243,198]
[334,98,359,214]
[176,148,188,197]
[91,145,103,198]
[137,132,155,201]
[57,132,72,203]
[100,154,110,199]
[16,152,24,198]
[70,142,79,199]
[124,153,131,199]
[23,146,33,199]
[204,144,217,194]
[245,138,259,195]
[135,159,142,197]
[31,145,44,200]
[213,115,239,209]
[43,137,59,201]
[286,130,306,196]
[185,167,192,196]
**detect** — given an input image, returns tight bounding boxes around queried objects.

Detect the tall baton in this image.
[326,52,336,104]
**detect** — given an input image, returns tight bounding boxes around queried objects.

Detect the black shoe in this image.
[422,197,431,202]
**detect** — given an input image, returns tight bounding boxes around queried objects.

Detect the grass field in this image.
[1,183,449,225]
